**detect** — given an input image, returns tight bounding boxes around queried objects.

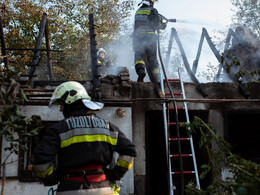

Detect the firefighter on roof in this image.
[97,48,113,77]
[133,0,166,98]
[33,81,136,194]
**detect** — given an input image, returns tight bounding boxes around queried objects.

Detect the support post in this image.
[171,28,208,97]
[202,28,222,63]
[27,13,47,87]
[89,13,101,100]
[45,18,53,81]
[192,32,204,74]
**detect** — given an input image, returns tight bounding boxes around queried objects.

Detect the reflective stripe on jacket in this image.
[33,111,136,184]
[134,4,160,34]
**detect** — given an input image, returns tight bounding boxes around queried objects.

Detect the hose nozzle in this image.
[168,19,177,23]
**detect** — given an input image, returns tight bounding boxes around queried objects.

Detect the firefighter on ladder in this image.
[33,81,136,194]
[133,0,167,98]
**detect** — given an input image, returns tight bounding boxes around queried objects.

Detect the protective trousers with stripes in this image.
[133,33,160,83]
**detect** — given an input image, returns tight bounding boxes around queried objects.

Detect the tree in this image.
[0,66,43,194]
[230,0,260,37]
[0,0,134,80]
[183,117,260,195]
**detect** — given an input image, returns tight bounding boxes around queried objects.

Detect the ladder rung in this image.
[169,107,184,110]
[164,79,180,82]
[169,138,190,141]
[165,92,182,96]
[168,122,183,125]
[172,171,195,175]
[170,154,192,157]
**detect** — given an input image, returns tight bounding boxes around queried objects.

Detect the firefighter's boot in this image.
[137,68,146,82]
[154,82,164,98]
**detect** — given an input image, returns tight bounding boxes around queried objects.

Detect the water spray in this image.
[175,19,215,26]
[175,19,195,24]
[159,16,211,26]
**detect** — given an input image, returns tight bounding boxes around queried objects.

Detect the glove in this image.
[104,168,115,182]
[104,167,123,182]
[105,58,112,66]
[42,171,58,186]
[160,23,167,30]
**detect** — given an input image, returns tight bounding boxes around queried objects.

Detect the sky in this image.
[126,0,235,82]
[155,0,234,29]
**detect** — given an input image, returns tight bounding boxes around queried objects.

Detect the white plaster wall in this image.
[1,106,134,195]
[2,180,57,195]
[95,107,134,195]
[1,134,19,177]
[19,105,64,121]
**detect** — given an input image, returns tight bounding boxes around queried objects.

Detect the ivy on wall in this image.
[182,116,260,195]
[0,66,43,194]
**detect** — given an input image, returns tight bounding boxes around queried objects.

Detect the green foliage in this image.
[0,0,134,80]
[182,116,260,195]
[221,50,260,85]
[0,67,43,161]
[201,62,221,82]
[230,0,260,38]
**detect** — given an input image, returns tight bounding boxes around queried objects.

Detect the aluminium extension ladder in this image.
[160,70,200,195]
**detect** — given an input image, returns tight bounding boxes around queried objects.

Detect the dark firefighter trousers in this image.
[133,33,160,83]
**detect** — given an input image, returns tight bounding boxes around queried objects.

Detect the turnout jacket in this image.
[134,4,163,34]
[97,56,113,77]
[33,110,136,186]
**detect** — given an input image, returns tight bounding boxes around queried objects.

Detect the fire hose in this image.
[157,15,185,195]
[48,187,57,195]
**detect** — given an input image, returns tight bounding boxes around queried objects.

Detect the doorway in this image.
[225,110,260,163]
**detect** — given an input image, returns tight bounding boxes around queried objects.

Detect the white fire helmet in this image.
[97,48,106,56]
[138,0,158,6]
[49,81,104,110]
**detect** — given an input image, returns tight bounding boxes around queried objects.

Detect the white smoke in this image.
[101,0,236,83]
[108,33,138,81]
[154,0,234,83]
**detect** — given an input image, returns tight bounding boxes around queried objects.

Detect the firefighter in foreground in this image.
[97,48,113,77]
[33,81,136,194]
[133,0,167,98]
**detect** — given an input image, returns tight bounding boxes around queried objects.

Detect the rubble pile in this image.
[100,67,132,99]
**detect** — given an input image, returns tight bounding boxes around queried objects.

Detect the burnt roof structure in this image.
[1,13,260,195]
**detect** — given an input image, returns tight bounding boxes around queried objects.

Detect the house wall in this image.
[1,106,134,195]
[131,81,260,194]
[3,180,56,195]
[1,81,259,194]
